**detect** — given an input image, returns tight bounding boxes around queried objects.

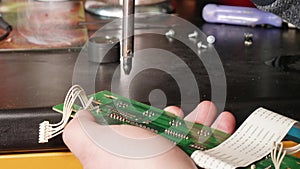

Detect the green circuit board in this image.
[53,90,300,169]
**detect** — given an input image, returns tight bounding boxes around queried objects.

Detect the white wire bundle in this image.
[39,85,94,143]
[271,142,286,169]
[271,141,300,169]
[284,143,300,155]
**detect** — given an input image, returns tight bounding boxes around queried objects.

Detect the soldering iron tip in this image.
[123,58,132,75]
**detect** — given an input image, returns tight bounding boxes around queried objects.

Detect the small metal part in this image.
[206,35,215,44]
[197,41,208,49]
[169,119,182,126]
[143,110,155,117]
[244,33,253,46]
[110,113,127,122]
[122,0,135,75]
[116,101,129,108]
[104,94,118,100]
[196,128,211,137]
[117,109,137,119]
[189,144,206,151]
[188,31,198,39]
[92,100,102,105]
[88,36,120,63]
[166,36,174,43]
[164,129,186,139]
[165,29,175,37]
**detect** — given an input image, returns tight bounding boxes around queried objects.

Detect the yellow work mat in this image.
[0,152,82,169]
[0,141,298,169]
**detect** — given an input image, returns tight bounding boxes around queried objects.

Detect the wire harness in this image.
[38,85,94,143]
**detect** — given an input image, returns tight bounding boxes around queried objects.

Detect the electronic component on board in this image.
[39,85,300,169]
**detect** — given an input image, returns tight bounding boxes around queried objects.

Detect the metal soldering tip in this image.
[123,57,132,75]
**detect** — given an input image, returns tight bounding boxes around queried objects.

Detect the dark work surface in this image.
[0,108,66,153]
[0,0,300,153]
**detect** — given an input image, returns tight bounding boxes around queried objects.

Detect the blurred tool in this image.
[202,4,288,27]
[265,55,300,72]
[251,0,300,28]
[85,0,173,18]
[122,0,134,75]
[0,13,12,41]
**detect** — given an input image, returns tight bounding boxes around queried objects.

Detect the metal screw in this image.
[165,29,175,37]
[207,35,216,44]
[244,33,253,46]
[166,36,174,43]
[197,41,207,49]
[188,31,198,39]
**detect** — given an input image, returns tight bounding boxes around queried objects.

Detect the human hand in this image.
[63,101,236,169]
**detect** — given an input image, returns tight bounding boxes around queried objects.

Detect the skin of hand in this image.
[63,101,236,169]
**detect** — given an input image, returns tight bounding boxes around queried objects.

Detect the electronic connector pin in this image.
[38,85,94,144]
[38,121,50,143]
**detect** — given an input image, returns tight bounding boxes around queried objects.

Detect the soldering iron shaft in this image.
[122,0,135,74]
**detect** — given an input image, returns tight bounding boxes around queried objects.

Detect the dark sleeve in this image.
[251,0,300,28]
